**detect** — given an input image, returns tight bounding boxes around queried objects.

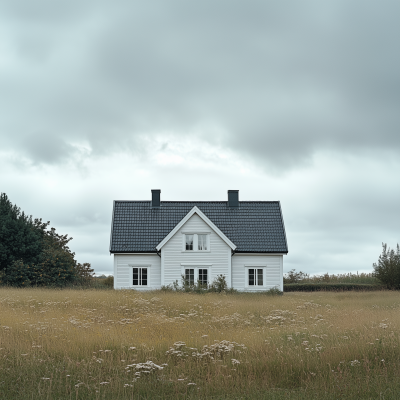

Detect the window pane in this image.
[133,268,138,285]
[190,269,194,285]
[199,269,208,285]
[185,235,193,250]
[185,269,194,285]
[257,269,263,286]
[142,268,148,286]
[198,235,207,251]
[248,269,255,286]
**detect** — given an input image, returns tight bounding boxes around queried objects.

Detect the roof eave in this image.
[109,200,116,254]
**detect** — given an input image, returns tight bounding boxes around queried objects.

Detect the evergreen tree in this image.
[0,193,94,287]
[373,243,400,289]
[0,193,44,273]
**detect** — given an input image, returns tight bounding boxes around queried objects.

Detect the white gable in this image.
[160,212,233,287]
[156,206,236,251]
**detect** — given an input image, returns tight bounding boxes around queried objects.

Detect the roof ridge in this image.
[113,200,281,203]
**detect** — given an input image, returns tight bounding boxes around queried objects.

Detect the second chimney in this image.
[228,190,239,208]
[151,189,161,208]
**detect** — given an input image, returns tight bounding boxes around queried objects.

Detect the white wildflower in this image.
[128,360,164,377]
[350,360,361,366]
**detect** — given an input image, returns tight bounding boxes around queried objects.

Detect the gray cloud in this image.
[1,0,399,168]
[21,132,76,164]
[1,0,399,276]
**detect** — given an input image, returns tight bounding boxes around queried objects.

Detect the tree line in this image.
[283,243,400,290]
[0,193,93,287]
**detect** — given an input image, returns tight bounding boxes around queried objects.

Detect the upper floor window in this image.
[184,234,209,251]
[198,234,208,251]
[185,234,194,250]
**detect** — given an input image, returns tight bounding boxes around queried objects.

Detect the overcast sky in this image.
[1,0,399,276]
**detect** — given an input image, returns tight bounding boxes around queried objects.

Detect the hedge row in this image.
[284,283,385,292]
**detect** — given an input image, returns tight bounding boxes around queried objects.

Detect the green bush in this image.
[162,274,237,294]
[373,243,400,290]
[284,269,378,285]
[283,269,309,284]
[103,276,114,287]
[208,274,229,292]
[284,283,384,292]
[263,287,283,295]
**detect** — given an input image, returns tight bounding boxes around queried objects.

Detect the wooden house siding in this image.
[113,254,161,290]
[231,254,283,291]
[162,213,231,287]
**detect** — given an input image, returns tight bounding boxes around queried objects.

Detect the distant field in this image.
[1,289,400,399]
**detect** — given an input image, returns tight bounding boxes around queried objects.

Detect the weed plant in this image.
[1,289,400,399]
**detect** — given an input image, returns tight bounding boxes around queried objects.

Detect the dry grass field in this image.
[1,288,400,399]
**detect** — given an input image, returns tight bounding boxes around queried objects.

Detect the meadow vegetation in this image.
[1,288,400,399]
[283,270,378,284]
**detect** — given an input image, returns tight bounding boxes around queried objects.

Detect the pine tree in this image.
[373,243,400,289]
[0,193,44,273]
[0,193,94,287]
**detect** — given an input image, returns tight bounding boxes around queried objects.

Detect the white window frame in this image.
[244,265,267,289]
[129,264,151,287]
[181,264,212,286]
[182,232,211,252]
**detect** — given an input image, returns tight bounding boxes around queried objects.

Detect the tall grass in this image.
[1,288,400,399]
[284,270,378,284]
[305,272,377,284]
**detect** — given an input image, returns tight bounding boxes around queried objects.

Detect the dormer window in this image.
[185,235,193,250]
[183,233,210,252]
[198,234,208,251]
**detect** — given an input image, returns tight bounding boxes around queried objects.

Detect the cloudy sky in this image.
[1,0,399,276]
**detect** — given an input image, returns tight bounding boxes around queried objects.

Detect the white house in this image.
[109,190,288,291]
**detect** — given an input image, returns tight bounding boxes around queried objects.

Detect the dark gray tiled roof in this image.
[110,201,288,254]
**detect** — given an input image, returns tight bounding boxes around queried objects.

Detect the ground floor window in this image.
[184,268,208,286]
[198,269,208,285]
[185,268,195,285]
[133,267,148,286]
[248,268,264,286]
